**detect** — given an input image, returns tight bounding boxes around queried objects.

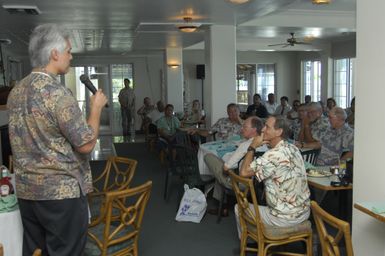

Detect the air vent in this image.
[2,4,41,15]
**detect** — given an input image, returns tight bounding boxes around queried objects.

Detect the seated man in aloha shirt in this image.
[189,103,243,140]
[204,116,264,216]
[299,107,354,166]
[239,115,311,227]
[156,104,180,147]
[296,102,330,147]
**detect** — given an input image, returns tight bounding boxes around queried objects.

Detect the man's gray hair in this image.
[330,107,347,121]
[308,102,322,112]
[29,24,70,68]
[271,115,291,139]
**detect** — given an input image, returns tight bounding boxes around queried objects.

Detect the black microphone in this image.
[79,74,108,107]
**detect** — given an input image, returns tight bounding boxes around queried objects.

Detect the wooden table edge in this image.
[308,180,353,191]
[354,203,385,223]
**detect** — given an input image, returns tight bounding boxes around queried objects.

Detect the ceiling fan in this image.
[268,33,311,47]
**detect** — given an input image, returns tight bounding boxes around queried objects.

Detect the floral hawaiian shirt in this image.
[310,116,330,141]
[210,118,242,140]
[7,72,95,200]
[250,140,310,221]
[317,124,354,166]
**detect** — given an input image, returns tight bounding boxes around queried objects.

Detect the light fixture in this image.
[168,64,180,69]
[177,17,199,33]
[312,0,331,4]
[227,0,250,4]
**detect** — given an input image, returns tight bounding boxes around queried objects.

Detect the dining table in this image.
[0,173,23,256]
[0,208,23,256]
[306,166,353,221]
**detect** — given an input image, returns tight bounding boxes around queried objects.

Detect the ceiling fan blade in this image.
[295,42,312,45]
[282,44,291,48]
[268,43,288,47]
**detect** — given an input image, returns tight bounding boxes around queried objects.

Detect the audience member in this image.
[290,103,308,141]
[300,107,354,165]
[265,93,278,115]
[304,95,311,105]
[156,104,180,158]
[298,102,330,144]
[189,103,243,140]
[182,99,204,127]
[245,93,268,118]
[287,99,301,120]
[274,96,292,116]
[326,98,337,113]
[204,117,264,216]
[137,97,155,132]
[238,115,310,227]
[346,97,355,128]
[147,100,165,133]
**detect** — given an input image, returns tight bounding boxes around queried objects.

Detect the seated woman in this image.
[182,99,204,127]
[156,104,180,159]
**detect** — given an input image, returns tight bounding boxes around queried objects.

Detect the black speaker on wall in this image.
[196,64,205,79]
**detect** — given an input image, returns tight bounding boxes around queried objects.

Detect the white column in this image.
[353,0,385,255]
[165,48,183,112]
[204,25,237,126]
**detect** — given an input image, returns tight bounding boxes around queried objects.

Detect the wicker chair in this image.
[311,201,354,256]
[228,170,313,256]
[85,181,152,256]
[88,156,137,221]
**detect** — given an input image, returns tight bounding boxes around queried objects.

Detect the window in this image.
[236,63,275,105]
[333,58,354,108]
[302,60,321,102]
[256,64,275,102]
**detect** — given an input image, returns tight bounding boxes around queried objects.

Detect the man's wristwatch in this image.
[247,146,256,152]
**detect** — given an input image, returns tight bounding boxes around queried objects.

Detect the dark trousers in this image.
[18,194,89,256]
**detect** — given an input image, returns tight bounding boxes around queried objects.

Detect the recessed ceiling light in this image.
[312,0,331,4]
[227,0,250,4]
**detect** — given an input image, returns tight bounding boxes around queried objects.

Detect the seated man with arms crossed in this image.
[300,107,354,165]
[204,116,264,216]
[189,103,243,140]
[238,115,310,228]
[297,102,329,145]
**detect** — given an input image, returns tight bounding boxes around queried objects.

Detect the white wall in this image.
[352,0,385,255]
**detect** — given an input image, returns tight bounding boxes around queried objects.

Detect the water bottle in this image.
[130,118,135,142]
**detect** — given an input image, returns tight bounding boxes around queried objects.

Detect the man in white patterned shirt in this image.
[239,115,310,227]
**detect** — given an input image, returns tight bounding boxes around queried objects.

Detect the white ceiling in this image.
[0,0,356,56]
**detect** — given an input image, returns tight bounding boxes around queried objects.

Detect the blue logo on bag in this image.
[180,204,190,215]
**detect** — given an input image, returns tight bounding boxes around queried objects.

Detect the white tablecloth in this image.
[0,209,23,256]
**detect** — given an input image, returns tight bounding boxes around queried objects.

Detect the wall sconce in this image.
[312,0,331,4]
[168,64,180,69]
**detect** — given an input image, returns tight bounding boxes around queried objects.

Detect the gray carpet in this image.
[109,142,240,256]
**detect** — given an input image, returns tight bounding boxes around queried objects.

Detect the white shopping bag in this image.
[175,184,207,223]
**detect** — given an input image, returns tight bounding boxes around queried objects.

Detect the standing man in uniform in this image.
[7,24,108,255]
[118,78,135,139]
